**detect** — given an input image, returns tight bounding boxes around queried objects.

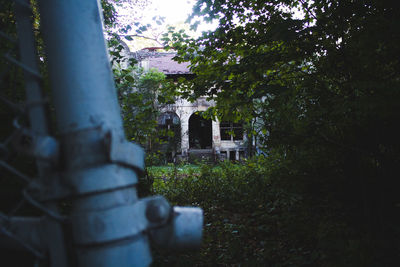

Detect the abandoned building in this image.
[124,45,247,161]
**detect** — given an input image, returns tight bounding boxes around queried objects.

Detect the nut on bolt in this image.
[145,198,171,224]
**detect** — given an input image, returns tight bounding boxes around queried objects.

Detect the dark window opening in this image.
[220,151,227,160]
[158,112,180,143]
[220,122,231,140]
[220,121,243,141]
[229,151,236,161]
[189,113,212,149]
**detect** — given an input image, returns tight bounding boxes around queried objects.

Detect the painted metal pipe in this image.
[37,0,151,266]
[37,0,124,135]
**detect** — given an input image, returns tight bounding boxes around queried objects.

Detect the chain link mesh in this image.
[0,1,57,263]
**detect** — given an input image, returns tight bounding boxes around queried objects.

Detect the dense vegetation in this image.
[1,0,399,266]
[147,155,398,266]
[153,0,400,265]
[106,0,182,165]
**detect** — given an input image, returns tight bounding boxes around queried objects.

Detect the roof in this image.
[145,53,191,75]
[134,48,191,75]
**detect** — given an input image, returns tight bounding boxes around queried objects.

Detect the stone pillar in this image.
[212,120,220,150]
[180,111,190,154]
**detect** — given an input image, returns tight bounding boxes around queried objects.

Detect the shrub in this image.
[147,154,398,266]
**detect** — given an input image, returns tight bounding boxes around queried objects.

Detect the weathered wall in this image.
[132,47,246,160]
[162,98,245,160]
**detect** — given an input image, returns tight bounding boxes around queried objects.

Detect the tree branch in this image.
[118,34,163,46]
[298,0,317,21]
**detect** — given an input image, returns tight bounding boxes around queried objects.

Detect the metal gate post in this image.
[13,0,68,265]
[37,0,152,266]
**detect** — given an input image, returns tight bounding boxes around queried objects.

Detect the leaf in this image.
[125,75,134,83]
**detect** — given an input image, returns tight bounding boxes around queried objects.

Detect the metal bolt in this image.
[145,199,171,224]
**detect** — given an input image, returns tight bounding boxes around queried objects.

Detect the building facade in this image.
[132,47,247,161]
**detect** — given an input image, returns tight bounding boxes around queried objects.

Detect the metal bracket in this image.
[105,131,145,172]
[24,126,146,201]
[150,206,203,250]
[71,195,203,249]
[64,164,138,197]
[72,196,171,245]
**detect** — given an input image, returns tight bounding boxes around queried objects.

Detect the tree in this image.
[110,45,169,164]
[104,0,184,165]
[164,0,400,264]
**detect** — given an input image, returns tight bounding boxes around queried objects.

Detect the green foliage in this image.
[101,0,151,33]
[101,0,118,29]
[149,157,387,266]
[108,34,181,165]
[113,63,164,153]
[158,0,400,265]
[2,0,398,265]
[0,0,39,212]
[165,0,400,153]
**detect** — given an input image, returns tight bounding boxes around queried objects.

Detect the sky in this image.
[116,0,217,38]
[147,0,195,25]
[148,0,218,34]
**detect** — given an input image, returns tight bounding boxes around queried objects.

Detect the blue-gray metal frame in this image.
[0,1,203,266]
[37,0,152,265]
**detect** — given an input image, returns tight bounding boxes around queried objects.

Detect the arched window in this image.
[189,113,212,149]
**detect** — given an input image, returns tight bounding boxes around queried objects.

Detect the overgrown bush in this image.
[147,155,398,267]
